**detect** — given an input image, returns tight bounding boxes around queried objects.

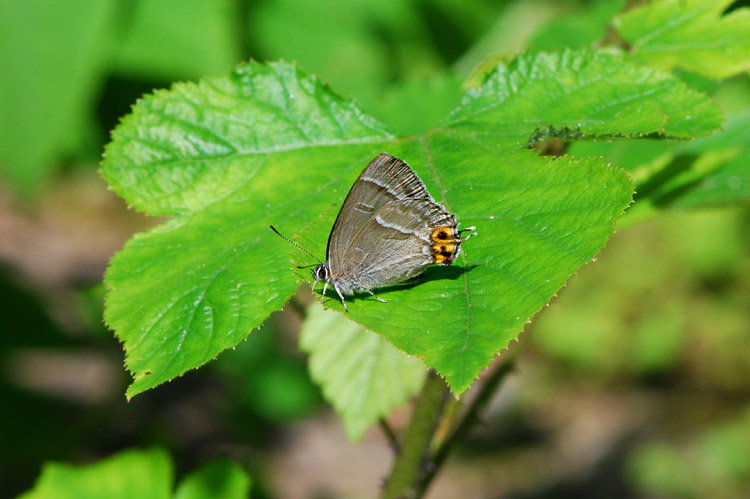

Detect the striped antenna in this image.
[269,225,323,264]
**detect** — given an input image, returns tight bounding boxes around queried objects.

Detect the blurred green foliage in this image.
[627,408,750,498]
[19,447,251,499]
[1,0,749,497]
[530,207,750,384]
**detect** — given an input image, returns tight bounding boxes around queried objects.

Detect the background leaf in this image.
[249,0,443,109]
[668,112,750,208]
[18,448,251,499]
[174,458,251,499]
[567,76,749,225]
[614,0,750,79]
[0,0,117,194]
[368,74,464,137]
[102,48,722,397]
[18,448,172,499]
[447,48,723,143]
[111,0,241,81]
[527,0,625,51]
[626,408,750,498]
[299,304,425,442]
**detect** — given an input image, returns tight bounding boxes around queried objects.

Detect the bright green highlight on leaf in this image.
[174,458,251,499]
[18,448,173,499]
[101,48,721,398]
[614,0,750,79]
[102,61,393,217]
[19,448,251,499]
[300,304,425,442]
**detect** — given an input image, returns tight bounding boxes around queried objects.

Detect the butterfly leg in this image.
[321,281,328,303]
[457,226,477,241]
[332,283,348,312]
[362,287,387,303]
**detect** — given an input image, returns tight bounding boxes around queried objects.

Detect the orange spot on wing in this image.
[432,227,455,242]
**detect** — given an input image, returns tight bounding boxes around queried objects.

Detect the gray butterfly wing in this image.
[327,153,434,272]
[338,199,456,290]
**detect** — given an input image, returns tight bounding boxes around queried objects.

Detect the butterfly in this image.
[272,153,475,311]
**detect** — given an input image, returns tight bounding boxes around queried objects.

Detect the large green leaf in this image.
[614,0,750,79]
[299,304,425,441]
[102,48,721,397]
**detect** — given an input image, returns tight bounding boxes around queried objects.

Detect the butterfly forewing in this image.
[327,153,433,271]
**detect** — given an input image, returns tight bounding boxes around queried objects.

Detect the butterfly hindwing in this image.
[339,199,455,289]
[326,153,433,271]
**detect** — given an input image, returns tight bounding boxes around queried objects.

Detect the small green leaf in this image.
[670,112,750,208]
[299,304,425,442]
[102,48,722,397]
[18,448,172,499]
[174,458,251,499]
[569,111,749,223]
[614,0,750,79]
[446,48,723,142]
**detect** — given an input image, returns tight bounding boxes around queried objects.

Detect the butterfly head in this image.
[312,263,329,283]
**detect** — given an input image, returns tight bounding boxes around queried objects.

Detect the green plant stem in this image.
[382,369,450,499]
[379,418,401,453]
[420,358,516,493]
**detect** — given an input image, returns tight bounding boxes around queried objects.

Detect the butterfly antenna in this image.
[269,225,323,264]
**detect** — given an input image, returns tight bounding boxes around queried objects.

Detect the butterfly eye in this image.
[313,265,328,281]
